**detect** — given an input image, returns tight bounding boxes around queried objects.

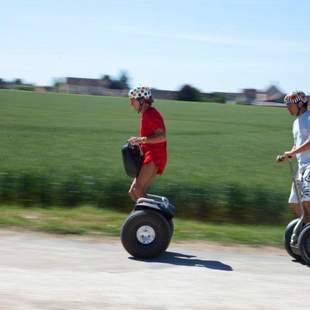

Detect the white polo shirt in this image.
[293,110,310,170]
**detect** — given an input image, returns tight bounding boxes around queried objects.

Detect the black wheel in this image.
[167,218,174,238]
[298,224,310,266]
[284,218,303,261]
[121,209,171,259]
[163,218,174,251]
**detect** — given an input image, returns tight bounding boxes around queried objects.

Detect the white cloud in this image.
[110,25,310,53]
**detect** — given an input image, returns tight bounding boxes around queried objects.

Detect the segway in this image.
[120,143,175,258]
[278,155,310,265]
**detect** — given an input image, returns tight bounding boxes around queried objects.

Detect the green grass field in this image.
[0,89,295,223]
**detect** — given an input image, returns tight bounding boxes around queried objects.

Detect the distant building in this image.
[0,79,5,89]
[152,89,178,100]
[58,77,180,99]
[234,85,285,104]
[203,92,241,102]
[0,80,13,89]
[255,91,268,102]
[36,86,55,93]
[42,76,290,105]
[58,77,128,96]
[243,89,257,103]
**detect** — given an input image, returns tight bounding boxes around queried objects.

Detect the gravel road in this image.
[0,230,308,310]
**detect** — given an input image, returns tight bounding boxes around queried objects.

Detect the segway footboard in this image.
[135,196,176,219]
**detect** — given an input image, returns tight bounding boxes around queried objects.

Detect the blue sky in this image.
[1,0,309,92]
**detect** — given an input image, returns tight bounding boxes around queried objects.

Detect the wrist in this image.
[140,136,147,144]
[286,151,296,158]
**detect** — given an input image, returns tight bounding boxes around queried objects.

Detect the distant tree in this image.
[53,78,64,89]
[109,80,123,89]
[101,75,112,88]
[13,78,23,85]
[177,84,201,101]
[0,78,5,88]
[213,92,226,103]
[118,71,130,89]
[101,71,130,89]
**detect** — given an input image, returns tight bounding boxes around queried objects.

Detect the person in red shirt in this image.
[127,86,167,202]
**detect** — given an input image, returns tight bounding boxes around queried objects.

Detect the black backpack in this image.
[121,143,144,177]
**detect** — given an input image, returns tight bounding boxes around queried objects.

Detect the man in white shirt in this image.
[277,91,310,223]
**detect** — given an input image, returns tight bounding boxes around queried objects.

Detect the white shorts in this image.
[288,166,310,203]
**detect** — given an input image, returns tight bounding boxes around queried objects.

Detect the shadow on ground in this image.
[130,251,233,271]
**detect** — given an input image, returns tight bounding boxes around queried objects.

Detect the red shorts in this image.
[143,150,167,175]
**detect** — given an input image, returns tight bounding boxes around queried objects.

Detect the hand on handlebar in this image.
[128,137,140,145]
[276,152,295,163]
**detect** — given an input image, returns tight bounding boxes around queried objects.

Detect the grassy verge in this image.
[0,204,286,246]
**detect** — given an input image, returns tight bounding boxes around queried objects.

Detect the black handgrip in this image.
[276,154,292,162]
[276,155,284,162]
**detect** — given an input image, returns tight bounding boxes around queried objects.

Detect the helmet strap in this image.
[296,102,307,116]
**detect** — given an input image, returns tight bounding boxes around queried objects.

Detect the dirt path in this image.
[0,230,308,310]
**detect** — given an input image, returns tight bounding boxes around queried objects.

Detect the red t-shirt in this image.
[140,107,167,174]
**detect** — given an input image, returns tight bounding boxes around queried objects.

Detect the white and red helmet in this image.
[128,86,152,101]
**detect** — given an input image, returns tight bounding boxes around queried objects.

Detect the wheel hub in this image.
[136,225,156,245]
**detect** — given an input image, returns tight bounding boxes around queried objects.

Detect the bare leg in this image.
[128,161,158,202]
[289,203,301,217]
[303,202,310,223]
[289,202,310,224]
[141,167,158,196]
